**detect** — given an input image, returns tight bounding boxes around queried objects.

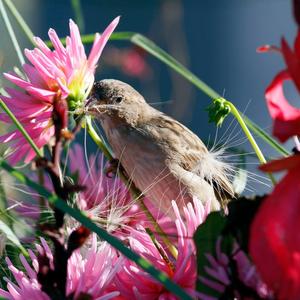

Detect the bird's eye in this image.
[114,96,123,103]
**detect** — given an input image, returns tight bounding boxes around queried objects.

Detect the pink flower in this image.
[249,155,300,300]
[0,237,121,299]
[262,31,300,142]
[115,198,210,299]
[68,144,145,234]
[199,238,272,300]
[0,18,119,164]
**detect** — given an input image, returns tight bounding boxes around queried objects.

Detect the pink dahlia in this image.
[0,17,119,164]
[0,236,121,299]
[115,198,210,299]
[68,144,145,234]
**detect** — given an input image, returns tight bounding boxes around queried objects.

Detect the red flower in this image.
[263,31,300,142]
[250,154,300,300]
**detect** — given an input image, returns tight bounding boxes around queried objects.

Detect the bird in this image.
[86,79,234,215]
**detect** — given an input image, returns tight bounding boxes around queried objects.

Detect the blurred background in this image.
[0,0,297,194]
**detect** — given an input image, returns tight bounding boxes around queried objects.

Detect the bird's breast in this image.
[101,121,188,211]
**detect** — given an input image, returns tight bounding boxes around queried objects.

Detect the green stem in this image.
[0,0,25,65]
[70,0,84,32]
[226,102,276,184]
[3,0,35,45]
[0,159,192,300]
[0,99,42,157]
[243,115,290,157]
[86,116,113,160]
[86,117,178,258]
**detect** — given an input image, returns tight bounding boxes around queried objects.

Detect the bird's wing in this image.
[143,113,208,170]
[142,113,234,204]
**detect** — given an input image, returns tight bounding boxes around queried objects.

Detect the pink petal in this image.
[4,72,33,90]
[26,86,56,103]
[88,16,120,69]
[48,28,66,60]
[69,19,86,62]
[23,64,46,88]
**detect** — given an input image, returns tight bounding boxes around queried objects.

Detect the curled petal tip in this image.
[114,16,121,23]
[257,45,271,53]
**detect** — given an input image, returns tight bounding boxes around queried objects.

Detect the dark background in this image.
[0,0,297,193]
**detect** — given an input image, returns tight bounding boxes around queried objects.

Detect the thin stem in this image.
[86,117,178,258]
[227,102,276,185]
[0,0,25,65]
[0,99,42,157]
[70,0,84,32]
[3,0,35,45]
[86,116,113,160]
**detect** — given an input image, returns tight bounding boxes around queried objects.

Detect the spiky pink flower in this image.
[115,198,210,299]
[0,236,121,299]
[198,238,273,300]
[68,144,145,234]
[1,18,119,164]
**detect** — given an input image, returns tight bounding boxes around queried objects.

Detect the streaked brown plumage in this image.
[86,79,234,214]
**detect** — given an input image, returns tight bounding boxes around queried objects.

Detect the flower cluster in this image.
[0,146,210,300]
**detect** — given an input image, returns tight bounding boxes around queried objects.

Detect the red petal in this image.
[281,37,300,92]
[250,168,300,299]
[260,155,300,173]
[294,30,300,58]
[265,70,300,142]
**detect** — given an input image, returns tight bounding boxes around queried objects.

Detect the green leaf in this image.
[0,159,193,300]
[0,219,28,256]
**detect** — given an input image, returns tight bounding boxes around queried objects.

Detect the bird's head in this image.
[86,79,148,125]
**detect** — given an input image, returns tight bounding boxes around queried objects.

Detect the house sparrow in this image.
[86,79,234,214]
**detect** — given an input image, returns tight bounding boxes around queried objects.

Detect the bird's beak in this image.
[84,96,99,115]
[85,96,107,116]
